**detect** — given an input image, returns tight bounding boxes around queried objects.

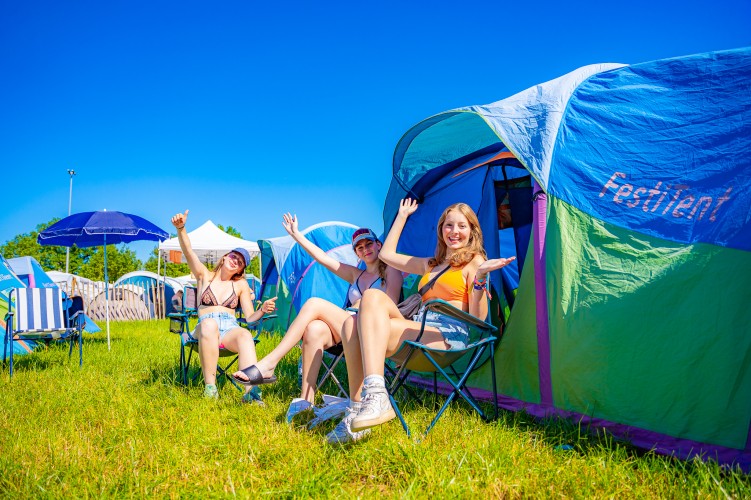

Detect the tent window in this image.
[494,169,533,308]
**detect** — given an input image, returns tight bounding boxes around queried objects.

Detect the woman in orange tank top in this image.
[329,199,516,439]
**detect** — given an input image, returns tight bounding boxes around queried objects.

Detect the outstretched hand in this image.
[171,210,189,230]
[476,257,516,278]
[398,198,419,219]
[260,296,277,314]
[282,213,299,236]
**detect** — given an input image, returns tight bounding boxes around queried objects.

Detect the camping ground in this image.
[1,320,749,497]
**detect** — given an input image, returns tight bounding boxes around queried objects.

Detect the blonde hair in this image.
[428,203,486,268]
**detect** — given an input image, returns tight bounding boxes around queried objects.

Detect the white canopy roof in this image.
[159,220,260,264]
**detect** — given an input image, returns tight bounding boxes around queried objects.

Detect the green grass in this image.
[1,320,749,498]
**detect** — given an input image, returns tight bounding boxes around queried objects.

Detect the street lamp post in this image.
[65,169,76,273]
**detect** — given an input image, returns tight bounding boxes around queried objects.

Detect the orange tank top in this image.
[419,265,468,305]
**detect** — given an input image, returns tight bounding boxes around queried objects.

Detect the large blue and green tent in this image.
[384,48,751,468]
[257,221,359,330]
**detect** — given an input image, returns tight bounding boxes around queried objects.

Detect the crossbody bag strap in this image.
[418,264,451,296]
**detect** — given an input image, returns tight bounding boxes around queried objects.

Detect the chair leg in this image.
[9,337,14,379]
[387,391,411,438]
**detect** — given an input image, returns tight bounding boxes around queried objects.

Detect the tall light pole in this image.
[65,169,76,273]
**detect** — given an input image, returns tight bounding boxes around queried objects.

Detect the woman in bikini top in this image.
[170,209,277,402]
[200,278,239,310]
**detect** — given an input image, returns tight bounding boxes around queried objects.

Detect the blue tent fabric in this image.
[548,49,751,251]
[7,256,58,289]
[0,255,25,301]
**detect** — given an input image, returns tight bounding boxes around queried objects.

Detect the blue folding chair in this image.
[386,298,499,439]
[3,287,84,379]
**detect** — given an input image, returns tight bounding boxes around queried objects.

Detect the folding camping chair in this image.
[386,298,499,439]
[168,286,275,390]
[3,287,84,379]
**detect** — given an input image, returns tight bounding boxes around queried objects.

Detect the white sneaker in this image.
[350,385,395,431]
[308,398,349,429]
[325,407,370,444]
[285,398,313,423]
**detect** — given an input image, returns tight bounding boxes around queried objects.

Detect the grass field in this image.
[1,320,749,498]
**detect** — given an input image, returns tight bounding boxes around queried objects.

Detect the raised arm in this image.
[170,210,210,281]
[467,255,516,320]
[378,198,431,276]
[282,213,360,283]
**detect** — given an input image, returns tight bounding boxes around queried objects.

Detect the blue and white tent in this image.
[258,221,359,330]
[384,48,751,469]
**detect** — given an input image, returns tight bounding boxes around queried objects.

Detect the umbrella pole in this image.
[105,235,111,351]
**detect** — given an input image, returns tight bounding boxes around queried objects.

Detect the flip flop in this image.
[232,365,277,386]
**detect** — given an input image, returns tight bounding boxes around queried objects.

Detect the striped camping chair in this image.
[3,287,84,379]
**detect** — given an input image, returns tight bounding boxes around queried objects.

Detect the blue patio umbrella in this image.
[37,210,168,349]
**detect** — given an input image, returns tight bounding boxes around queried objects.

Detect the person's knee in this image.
[361,288,387,306]
[198,321,219,342]
[302,321,329,349]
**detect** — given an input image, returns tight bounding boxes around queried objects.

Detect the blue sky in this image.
[1,0,749,262]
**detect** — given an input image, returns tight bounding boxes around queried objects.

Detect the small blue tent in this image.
[258,221,359,330]
[384,48,751,469]
[7,256,59,289]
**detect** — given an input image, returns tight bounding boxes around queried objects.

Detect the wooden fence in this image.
[55,280,166,321]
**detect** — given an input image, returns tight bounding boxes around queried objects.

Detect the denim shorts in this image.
[194,312,240,342]
[413,309,470,350]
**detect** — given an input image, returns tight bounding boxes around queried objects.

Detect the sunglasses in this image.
[226,253,245,266]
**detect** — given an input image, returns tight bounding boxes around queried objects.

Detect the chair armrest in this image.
[423,299,498,333]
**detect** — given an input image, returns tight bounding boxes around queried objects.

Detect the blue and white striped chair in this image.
[3,288,84,379]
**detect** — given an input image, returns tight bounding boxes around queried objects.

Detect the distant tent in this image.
[114,271,183,317]
[258,221,359,331]
[159,220,260,265]
[383,48,751,469]
[0,255,39,355]
[7,256,58,289]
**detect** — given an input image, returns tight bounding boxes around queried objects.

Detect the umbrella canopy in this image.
[38,210,168,349]
[38,210,168,247]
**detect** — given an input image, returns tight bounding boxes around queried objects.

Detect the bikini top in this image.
[418,265,468,305]
[200,278,239,309]
[347,270,385,306]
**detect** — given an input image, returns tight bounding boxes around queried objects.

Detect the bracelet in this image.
[473,276,491,299]
[176,225,185,230]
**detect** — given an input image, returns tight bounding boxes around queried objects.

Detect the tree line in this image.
[0,218,260,282]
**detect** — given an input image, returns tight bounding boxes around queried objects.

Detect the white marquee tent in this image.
[158,220,260,265]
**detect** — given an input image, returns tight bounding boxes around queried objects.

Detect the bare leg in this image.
[358,289,446,378]
[340,314,364,402]
[236,297,347,379]
[196,320,220,386]
[300,320,337,403]
[221,327,259,395]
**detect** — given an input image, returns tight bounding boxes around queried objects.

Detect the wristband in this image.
[473,276,491,299]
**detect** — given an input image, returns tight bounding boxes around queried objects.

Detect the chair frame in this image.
[3,287,84,379]
[168,285,276,390]
[386,298,499,439]
[315,343,349,399]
